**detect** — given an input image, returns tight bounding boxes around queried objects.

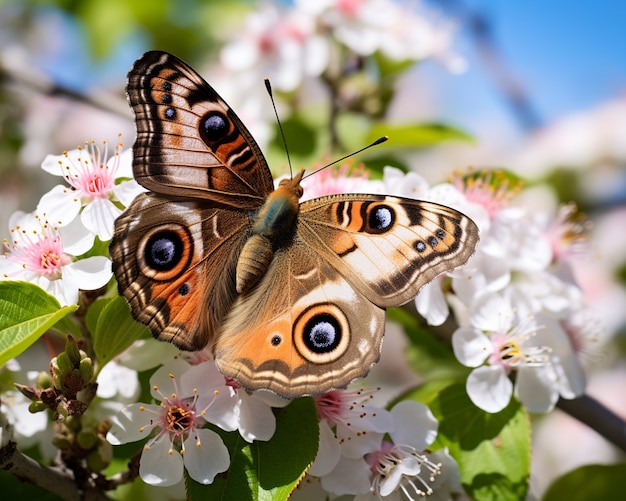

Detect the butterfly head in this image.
[276,169,305,200]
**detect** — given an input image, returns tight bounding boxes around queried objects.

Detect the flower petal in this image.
[452,327,492,367]
[150,359,192,400]
[379,455,421,496]
[37,185,81,227]
[415,280,449,326]
[81,198,121,241]
[113,179,146,207]
[320,456,371,496]
[56,216,95,256]
[470,292,513,333]
[515,365,559,413]
[389,401,438,450]
[237,391,277,442]
[64,256,112,291]
[466,365,512,413]
[308,421,341,477]
[183,429,230,485]
[140,434,184,486]
[106,403,160,445]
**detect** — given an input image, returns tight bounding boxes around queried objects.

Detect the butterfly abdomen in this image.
[235,172,304,293]
[236,233,273,294]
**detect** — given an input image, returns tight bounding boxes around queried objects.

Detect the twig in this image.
[557,394,626,453]
[434,0,543,131]
[0,55,130,119]
[0,441,111,501]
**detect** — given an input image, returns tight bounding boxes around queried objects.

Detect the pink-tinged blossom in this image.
[39,139,143,241]
[309,389,393,478]
[452,292,584,413]
[220,2,329,92]
[0,211,111,305]
[106,359,231,487]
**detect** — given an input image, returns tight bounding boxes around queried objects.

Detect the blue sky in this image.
[426,0,626,131]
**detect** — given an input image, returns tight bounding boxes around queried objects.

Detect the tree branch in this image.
[0,441,111,501]
[557,394,626,453]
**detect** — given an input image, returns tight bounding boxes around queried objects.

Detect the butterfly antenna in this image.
[264,78,294,178]
[301,135,388,181]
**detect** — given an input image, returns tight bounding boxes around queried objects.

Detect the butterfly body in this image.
[111,51,480,398]
[236,171,304,293]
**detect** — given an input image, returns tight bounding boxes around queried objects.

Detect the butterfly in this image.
[110,50,479,399]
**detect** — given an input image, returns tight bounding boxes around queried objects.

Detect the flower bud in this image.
[28,401,48,413]
[77,428,99,450]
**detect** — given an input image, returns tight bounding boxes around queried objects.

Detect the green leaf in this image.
[187,397,319,501]
[0,281,78,366]
[90,296,150,369]
[410,383,531,501]
[387,307,466,379]
[542,463,626,501]
[367,122,474,149]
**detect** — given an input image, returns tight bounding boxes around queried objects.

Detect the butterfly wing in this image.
[111,192,250,351]
[127,50,274,209]
[213,236,386,398]
[298,194,480,307]
[213,194,479,397]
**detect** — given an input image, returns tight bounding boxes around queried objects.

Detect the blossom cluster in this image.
[294,390,461,500]
[220,0,462,92]
[1,139,143,305]
[210,0,463,148]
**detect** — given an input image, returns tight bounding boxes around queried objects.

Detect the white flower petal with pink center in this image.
[388,401,438,452]
[140,432,184,486]
[466,365,512,413]
[1,211,110,305]
[315,389,393,459]
[452,326,492,367]
[182,428,230,485]
[38,140,138,241]
[107,359,231,487]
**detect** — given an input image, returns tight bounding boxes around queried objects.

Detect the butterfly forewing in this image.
[298,195,479,307]
[127,51,275,209]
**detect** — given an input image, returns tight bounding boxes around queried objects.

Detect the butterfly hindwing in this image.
[111,192,250,351]
[213,236,386,398]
